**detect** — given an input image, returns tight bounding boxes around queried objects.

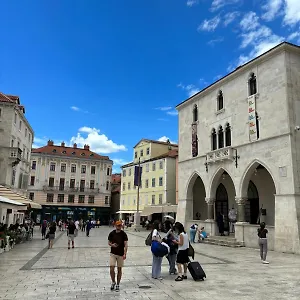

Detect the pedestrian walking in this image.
[67,220,77,249]
[86,219,92,237]
[173,222,189,281]
[48,222,56,249]
[41,220,47,240]
[108,220,128,292]
[258,222,269,264]
[151,220,163,280]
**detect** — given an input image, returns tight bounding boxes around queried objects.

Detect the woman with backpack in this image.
[151,221,163,280]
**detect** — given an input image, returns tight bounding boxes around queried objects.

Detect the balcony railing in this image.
[206,146,234,163]
[9,147,22,161]
[42,186,100,194]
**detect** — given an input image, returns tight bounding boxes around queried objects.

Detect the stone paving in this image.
[1,226,300,299]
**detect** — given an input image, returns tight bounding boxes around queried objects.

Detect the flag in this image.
[134,166,142,186]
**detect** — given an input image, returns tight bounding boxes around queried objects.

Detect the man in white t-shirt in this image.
[75,220,79,230]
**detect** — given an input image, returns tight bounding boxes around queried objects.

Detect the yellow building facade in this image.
[119,139,178,219]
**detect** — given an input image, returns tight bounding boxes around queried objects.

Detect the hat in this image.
[115,220,122,226]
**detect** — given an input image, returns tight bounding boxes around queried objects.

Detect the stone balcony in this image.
[206,147,234,163]
[42,186,100,194]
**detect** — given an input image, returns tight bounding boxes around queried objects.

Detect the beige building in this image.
[176,42,300,254]
[28,140,113,223]
[0,92,35,224]
[119,139,178,221]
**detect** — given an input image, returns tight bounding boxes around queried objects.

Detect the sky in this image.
[1,0,300,173]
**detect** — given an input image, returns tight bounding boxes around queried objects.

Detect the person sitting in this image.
[198,227,207,241]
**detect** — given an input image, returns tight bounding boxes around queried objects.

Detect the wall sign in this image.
[248,96,257,141]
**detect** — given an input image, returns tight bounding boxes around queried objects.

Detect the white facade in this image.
[176,42,300,254]
[0,93,34,196]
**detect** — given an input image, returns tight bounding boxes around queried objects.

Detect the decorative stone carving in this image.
[205,197,215,205]
[235,197,247,205]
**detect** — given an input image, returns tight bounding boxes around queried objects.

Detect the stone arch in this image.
[209,167,236,198]
[240,160,277,225]
[185,171,207,220]
[239,159,277,198]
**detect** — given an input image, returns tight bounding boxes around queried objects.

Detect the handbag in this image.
[188,242,195,260]
[45,232,50,239]
[145,231,152,246]
[151,240,168,257]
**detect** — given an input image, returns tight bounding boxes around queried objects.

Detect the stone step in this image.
[202,236,244,248]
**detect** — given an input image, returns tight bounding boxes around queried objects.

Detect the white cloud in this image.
[240,11,260,31]
[187,0,198,7]
[70,106,80,111]
[224,11,240,26]
[211,0,240,12]
[32,137,48,148]
[198,16,221,32]
[287,31,300,43]
[207,37,224,46]
[155,106,172,111]
[178,83,201,97]
[158,136,177,145]
[166,110,178,116]
[262,0,283,21]
[70,127,127,154]
[283,0,300,26]
[112,158,130,166]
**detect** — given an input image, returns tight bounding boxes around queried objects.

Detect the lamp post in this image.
[133,158,142,231]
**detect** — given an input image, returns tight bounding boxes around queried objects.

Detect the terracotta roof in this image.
[0,92,25,113]
[122,149,178,168]
[32,141,111,161]
[111,174,121,183]
[134,138,178,148]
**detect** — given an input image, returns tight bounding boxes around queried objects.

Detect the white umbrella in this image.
[163,215,175,222]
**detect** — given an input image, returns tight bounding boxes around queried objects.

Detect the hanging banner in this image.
[192,123,198,157]
[248,96,257,141]
[134,166,142,186]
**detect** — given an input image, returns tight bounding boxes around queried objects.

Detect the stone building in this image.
[28,141,113,223]
[0,92,34,195]
[110,173,121,220]
[176,42,300,254]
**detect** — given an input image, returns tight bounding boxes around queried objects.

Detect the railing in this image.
[9,147,22,161]
[206,146,234,163]
[42,186,100,194]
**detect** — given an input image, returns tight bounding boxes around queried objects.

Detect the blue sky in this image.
[1,0,299,172]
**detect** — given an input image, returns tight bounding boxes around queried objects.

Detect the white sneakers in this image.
[262,260,269,264]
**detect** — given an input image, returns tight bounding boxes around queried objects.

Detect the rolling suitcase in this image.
[188,260,206,281]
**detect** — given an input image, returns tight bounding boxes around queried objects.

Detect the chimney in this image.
[84,144,90,150]
[73,143,77,148]
[47,140,54,146]
[61,141,65,147]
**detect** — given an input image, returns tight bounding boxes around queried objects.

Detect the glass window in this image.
[212,128,217,150]
[30,176,35,186]
[50,163,56,171]
[159,194,163,204]
[152,195,155,205]
[48,177,54,187]
[105,196,109,205]
[78,195,85,203]
[32,161,36,170]
[90,180,95,189]
[91,166,96,174]
[129,168,132,176]
[128,182,131,190]
[122,169,126,177]
[249,73,257,96]
[135,152,137,158]
[29,192,34,200]
[145,179,149,188]
[152,178,155,187]
[217,90,224,110]
[107,167,110,176]
[140,150,143,157]
[159,177,163,186]
[123,183,126,191]
[146,147,150,155]
[218,126,224,149]
[70,179,75,188]
[106,181,110,190]
[159,161,163,169]
[68,195,75,203]
[81,165,86,174]
[46,193,54,202]
[57,194,64,203]
[193,105,198,122]
[146,164,149,172]
[88,195,95,204]
[152,163,156,171]
[61,163,66,172]
[71,164,76,173]
[225,123,231,146]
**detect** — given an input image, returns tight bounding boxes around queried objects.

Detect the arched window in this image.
[256,112,260,139]
[225,123,231,146]
[193,105,198,122]
[217,90,224,111]
[211,128,217,150]
[249,73,257,96]
[218,126,224,148]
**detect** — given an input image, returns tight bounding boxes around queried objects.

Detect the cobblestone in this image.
[1,227,300,299]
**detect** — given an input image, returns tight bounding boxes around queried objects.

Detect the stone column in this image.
[205,198,215,220]
[235,197,247,223]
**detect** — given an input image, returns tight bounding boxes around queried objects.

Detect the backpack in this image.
[151,240,169,257]
[145,231,152,246]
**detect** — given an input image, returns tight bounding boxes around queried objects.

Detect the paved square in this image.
[1,227,300,299]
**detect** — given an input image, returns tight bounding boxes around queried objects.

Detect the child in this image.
[198,227,207,241]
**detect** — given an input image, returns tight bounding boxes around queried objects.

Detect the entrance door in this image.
[246,181,259,224]
[215,183,229,231]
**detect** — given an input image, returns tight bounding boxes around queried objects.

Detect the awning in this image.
[116,210,141,214]
[0,195,27,207]
[0,185,42,209]
[142,205,178,216]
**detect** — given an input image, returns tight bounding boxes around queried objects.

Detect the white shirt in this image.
[178,232,189,251]
[152,229,161,239]
[228,209,237,220]
[75,220,79,229]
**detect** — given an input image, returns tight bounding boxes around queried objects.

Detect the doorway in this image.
[215,183,229,231]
